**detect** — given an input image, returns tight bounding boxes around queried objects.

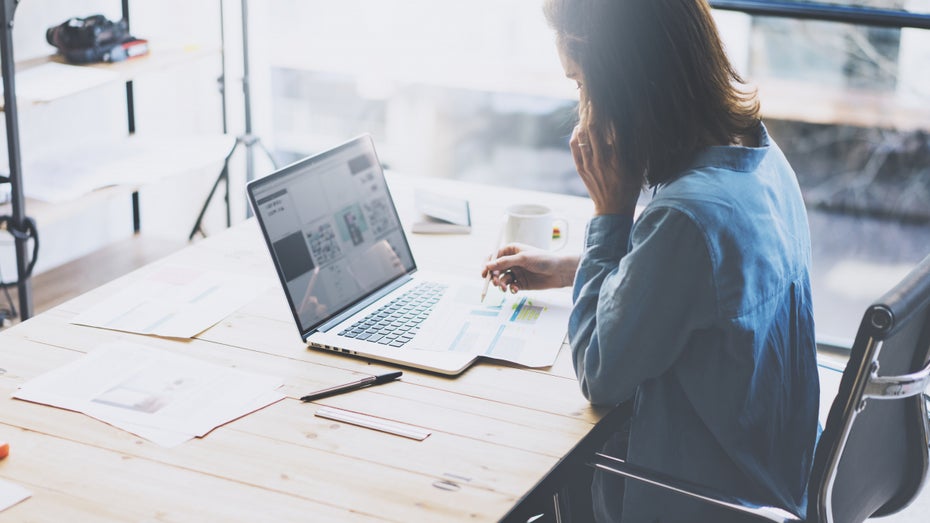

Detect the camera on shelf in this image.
[46,14,148,64]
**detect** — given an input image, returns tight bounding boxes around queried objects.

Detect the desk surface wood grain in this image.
[0,174,606,522]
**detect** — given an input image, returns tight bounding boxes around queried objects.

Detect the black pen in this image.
[300,371,403,402]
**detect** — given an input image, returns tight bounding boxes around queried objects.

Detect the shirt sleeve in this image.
[569,206,716,406]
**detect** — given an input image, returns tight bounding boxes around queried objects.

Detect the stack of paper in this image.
[70,263,272,339]
[13,342,285,447]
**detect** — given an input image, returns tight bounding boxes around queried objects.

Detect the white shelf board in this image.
[10,133,234,204]
[2,46,220,110]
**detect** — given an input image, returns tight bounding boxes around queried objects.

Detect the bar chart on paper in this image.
[414,288,572,368]
[510,297,544,322]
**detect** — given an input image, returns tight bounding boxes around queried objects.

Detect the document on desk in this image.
[70,264,271,338]
[12,342,285,447]
[414,288,572,368]
[0,478,30,514]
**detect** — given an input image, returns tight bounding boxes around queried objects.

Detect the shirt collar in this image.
[684,122,771,173]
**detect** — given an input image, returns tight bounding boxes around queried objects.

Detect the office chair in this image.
[584,252,930,523]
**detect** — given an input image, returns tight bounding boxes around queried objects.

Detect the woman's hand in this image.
[481,243,579,294]
[570,123,641,216]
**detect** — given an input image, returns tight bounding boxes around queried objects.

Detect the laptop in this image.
[246,135,485,374]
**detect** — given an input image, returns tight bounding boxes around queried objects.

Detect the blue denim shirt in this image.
[570,124,819,522]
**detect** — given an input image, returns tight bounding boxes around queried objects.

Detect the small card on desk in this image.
[411,190,471,234]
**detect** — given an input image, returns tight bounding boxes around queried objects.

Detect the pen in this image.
[480,271,493,303]
[300,371,403,402]
[481,221,507,302]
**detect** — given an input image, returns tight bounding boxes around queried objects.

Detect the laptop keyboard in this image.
[337,281,447,348]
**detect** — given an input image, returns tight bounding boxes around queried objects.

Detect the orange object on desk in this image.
[0,440,8,459]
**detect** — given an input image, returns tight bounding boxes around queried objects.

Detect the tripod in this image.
[189,0,276,240]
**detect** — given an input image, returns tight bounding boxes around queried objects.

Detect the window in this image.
[255,0,930,347]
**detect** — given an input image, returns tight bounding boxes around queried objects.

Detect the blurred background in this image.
[1,0,929,351]
[261,0,930,349]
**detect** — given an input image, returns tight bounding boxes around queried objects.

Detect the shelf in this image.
[1,133,233,280]
[1,46,219,110]
[1,184,135,228]
[14,133,234,203]
[0,2,228,321]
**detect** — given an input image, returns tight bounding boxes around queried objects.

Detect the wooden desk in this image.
[0,174,605,522]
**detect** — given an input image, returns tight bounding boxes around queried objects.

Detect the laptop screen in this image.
[247,135,416,335]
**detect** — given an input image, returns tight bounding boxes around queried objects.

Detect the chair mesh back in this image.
[809,254,930,523]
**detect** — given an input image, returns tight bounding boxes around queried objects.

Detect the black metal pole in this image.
[0,0,32,319]
[121,0,142,233]
[709,0,930,30]
[121,1,136,134]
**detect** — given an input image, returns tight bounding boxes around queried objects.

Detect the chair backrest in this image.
[808,253,930,523]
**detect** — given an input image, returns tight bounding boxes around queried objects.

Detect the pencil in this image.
[481,222,507,302]
[480,271,492,303]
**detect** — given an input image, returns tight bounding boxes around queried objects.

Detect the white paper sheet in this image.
[70,263,270,338]
[413,287,572,368]
[12,342,285,447]
[0,478,31,514]
[103,390,287,447]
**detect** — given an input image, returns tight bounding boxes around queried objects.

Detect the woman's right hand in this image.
[482,243,579,294]
[570,123,641,217]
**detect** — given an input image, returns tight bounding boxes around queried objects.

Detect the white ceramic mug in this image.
[503,204,568,250]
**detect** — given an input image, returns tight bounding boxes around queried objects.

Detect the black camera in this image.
[46,14,145,64]
[46,14,128,50]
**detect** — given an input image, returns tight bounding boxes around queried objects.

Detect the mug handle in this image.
[551,218,569,251]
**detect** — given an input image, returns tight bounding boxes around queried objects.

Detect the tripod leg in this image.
[224,161,231,228]
[189,163,229,240]
[189,140,240,240]
[256,139,279,170]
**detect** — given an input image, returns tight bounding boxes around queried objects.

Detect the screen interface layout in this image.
[252,143,414,332]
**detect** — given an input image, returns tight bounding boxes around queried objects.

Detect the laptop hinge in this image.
[313,274,413,334]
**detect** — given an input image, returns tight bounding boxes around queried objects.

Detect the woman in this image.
[483,1,820,521]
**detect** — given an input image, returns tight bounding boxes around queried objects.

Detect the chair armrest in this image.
[589,452,803,523]
[863,358,930,400]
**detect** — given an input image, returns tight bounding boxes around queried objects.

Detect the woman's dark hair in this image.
[544,0,760,186]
